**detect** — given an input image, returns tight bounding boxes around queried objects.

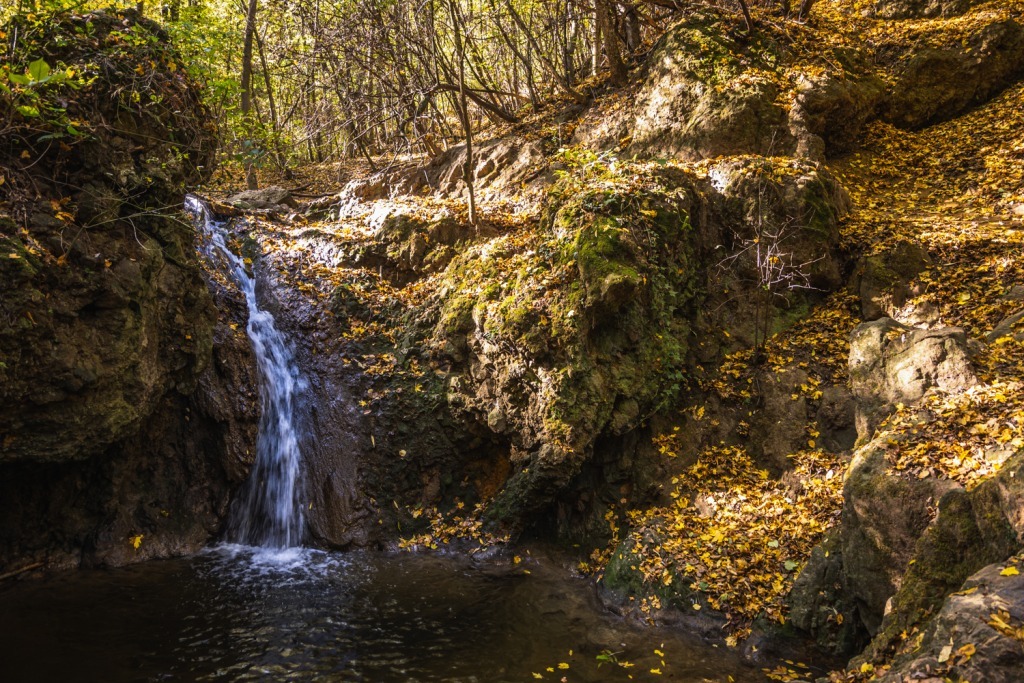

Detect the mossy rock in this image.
[864,452,1024,660]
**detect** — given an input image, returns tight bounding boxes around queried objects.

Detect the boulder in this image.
[621,13,791,161]
[852,241,932,321]
[788,69,886,159]
[226,186,298,211]
[870,0,983,19]
[876,562,1024,683]
[840,441,960,634]
[849,319,978,442]
[862,451,1024,659]
[884,18,1024,129]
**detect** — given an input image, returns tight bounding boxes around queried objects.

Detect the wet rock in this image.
[849,319,978,442]
[884,18,1024,129]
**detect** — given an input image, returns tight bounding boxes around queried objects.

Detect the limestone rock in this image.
[884,18,1024,129]
[876,562,1024,683]
[870,0,983,19]
[849,319,978,442]
[226,186,298,211]
[787,534,866,654]
[840,441,960,633]
[0,9,249,571]
[864,451,1024,660]
[0,9,217,465]
[852,241,932,321]
[789,69,886,159]
[617,12,791,161]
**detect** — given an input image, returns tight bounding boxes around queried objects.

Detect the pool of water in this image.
[0,546,771,682]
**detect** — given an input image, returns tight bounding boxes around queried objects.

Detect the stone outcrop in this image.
[870,0,984,19]
[0,10,253,571]
[840,440,961,634]
[861,451,1024,659]
[335,137,550,207]
[226,186,298,212]
[852,242,932,322]
[877,561,1024,682]
[791,309,1022,664]
[407,156,848,527]
[849,319,978,442]
[572,11,885,164]
[883,18,1024,129]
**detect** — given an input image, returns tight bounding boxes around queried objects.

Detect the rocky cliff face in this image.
[0,10,254,571]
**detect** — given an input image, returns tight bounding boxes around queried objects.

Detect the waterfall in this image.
[186,196,305,549]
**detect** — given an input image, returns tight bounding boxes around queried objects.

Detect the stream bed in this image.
[0,546,776,682]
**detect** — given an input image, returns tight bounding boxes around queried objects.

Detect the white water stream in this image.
[187,196,305,548]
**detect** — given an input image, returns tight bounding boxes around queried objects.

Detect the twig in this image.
[0,562,44,581]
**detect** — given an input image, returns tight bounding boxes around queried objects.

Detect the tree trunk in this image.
[450,0,477,227]
[254,27,287,172]
[240,0,259,189]
[737,0,755,32]
[597,0,627,86]
[502,0,589,104]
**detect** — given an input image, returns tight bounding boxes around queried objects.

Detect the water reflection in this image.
[0,548,766,682]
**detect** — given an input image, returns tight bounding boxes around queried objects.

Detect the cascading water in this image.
[186,196,305,548]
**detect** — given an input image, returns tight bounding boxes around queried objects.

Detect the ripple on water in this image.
[0,548,779,682]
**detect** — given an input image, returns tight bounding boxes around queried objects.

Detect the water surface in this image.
[0,547,768,682]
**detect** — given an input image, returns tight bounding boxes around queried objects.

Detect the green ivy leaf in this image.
[16,104,40,118]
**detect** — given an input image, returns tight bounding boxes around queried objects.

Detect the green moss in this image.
[803,179,839,239]
[0,235,42,277]
[868,471,1023,659]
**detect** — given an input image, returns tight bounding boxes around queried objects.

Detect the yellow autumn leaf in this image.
[1000,566,1020,576]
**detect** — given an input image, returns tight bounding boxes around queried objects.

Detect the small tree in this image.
[718,177,824,364]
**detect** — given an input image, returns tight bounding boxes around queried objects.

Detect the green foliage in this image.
[1,54,90,141]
